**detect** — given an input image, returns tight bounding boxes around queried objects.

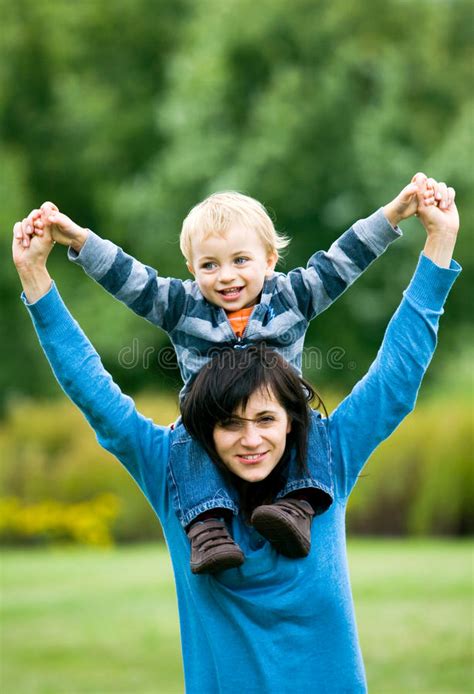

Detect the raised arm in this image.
[12,221,170,508]
[280,174,430,321]
[329,183,460,500]
[22,203,187,333]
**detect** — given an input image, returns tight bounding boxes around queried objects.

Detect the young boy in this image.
[25,176,427,573]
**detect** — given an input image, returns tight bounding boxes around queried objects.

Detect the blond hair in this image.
[180,191,290,263]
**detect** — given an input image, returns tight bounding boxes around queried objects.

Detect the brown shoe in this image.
[250,499,315,558]
[187,518,244,574]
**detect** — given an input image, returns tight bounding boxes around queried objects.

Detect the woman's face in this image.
[213,388,291,483]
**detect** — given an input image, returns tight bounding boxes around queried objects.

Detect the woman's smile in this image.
[236,451,269,464]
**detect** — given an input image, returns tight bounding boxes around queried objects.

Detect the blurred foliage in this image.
[0,493,120,547]
[0,395,179,543]
[0,390,471,540]
[345,342,474,535]
[1,0,473,410]
[347,395,473,536]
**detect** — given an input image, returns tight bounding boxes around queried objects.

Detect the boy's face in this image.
[187,225,278,311]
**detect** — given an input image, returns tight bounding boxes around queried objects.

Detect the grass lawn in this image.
[1,539,472,693]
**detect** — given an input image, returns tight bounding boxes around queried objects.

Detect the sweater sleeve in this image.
[282,208,401,321]
[68,231,187,332]
[328,253,461,501]
[22,283,171,513]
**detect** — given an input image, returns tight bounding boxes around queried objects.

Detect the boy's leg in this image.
[250,497,316,558]
[187,514,244,574]
[168,421,240,527]
[189,509,233,523]
[285,487,332,512]
[251,487,330,558]
[251,418,334,558]
[169,422,244,573]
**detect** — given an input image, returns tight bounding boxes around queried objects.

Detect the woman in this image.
[13,183,460,692]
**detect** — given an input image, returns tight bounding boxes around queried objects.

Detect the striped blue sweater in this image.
[69,208,400,390]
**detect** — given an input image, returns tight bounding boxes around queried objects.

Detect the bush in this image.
[347,395,473,535]
[0,494,120,547]
[0,391,471,541]
[0,394,179,544]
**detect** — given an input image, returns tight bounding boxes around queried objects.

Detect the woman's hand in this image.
[417,179,459,268]
[13,213,55,303]
[417,179,459,237]
[13,215,55,270]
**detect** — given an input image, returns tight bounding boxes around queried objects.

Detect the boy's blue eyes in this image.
[200,257,249,270]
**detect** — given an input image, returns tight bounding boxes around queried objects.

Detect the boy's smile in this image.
[187,225,278,311]
[218,286,244,302]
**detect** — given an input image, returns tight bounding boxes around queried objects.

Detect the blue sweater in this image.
[23,254,459,693]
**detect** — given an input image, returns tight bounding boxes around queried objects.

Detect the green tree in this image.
[2,0,472,406]
[108,0,473,388]
[1,0,187,404]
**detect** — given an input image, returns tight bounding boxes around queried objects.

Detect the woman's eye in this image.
[259,416,275,424]
[220,419,242,430]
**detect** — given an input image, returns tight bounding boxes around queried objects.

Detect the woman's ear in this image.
[286,418,292,434]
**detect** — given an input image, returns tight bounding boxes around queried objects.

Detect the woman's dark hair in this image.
[181,344,327,515]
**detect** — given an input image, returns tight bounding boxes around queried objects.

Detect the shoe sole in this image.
[191,549,244,575]
[251,509,310,558]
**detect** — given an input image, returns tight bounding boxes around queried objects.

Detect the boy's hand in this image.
[383,172,429,227]
[21,202,89,253]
